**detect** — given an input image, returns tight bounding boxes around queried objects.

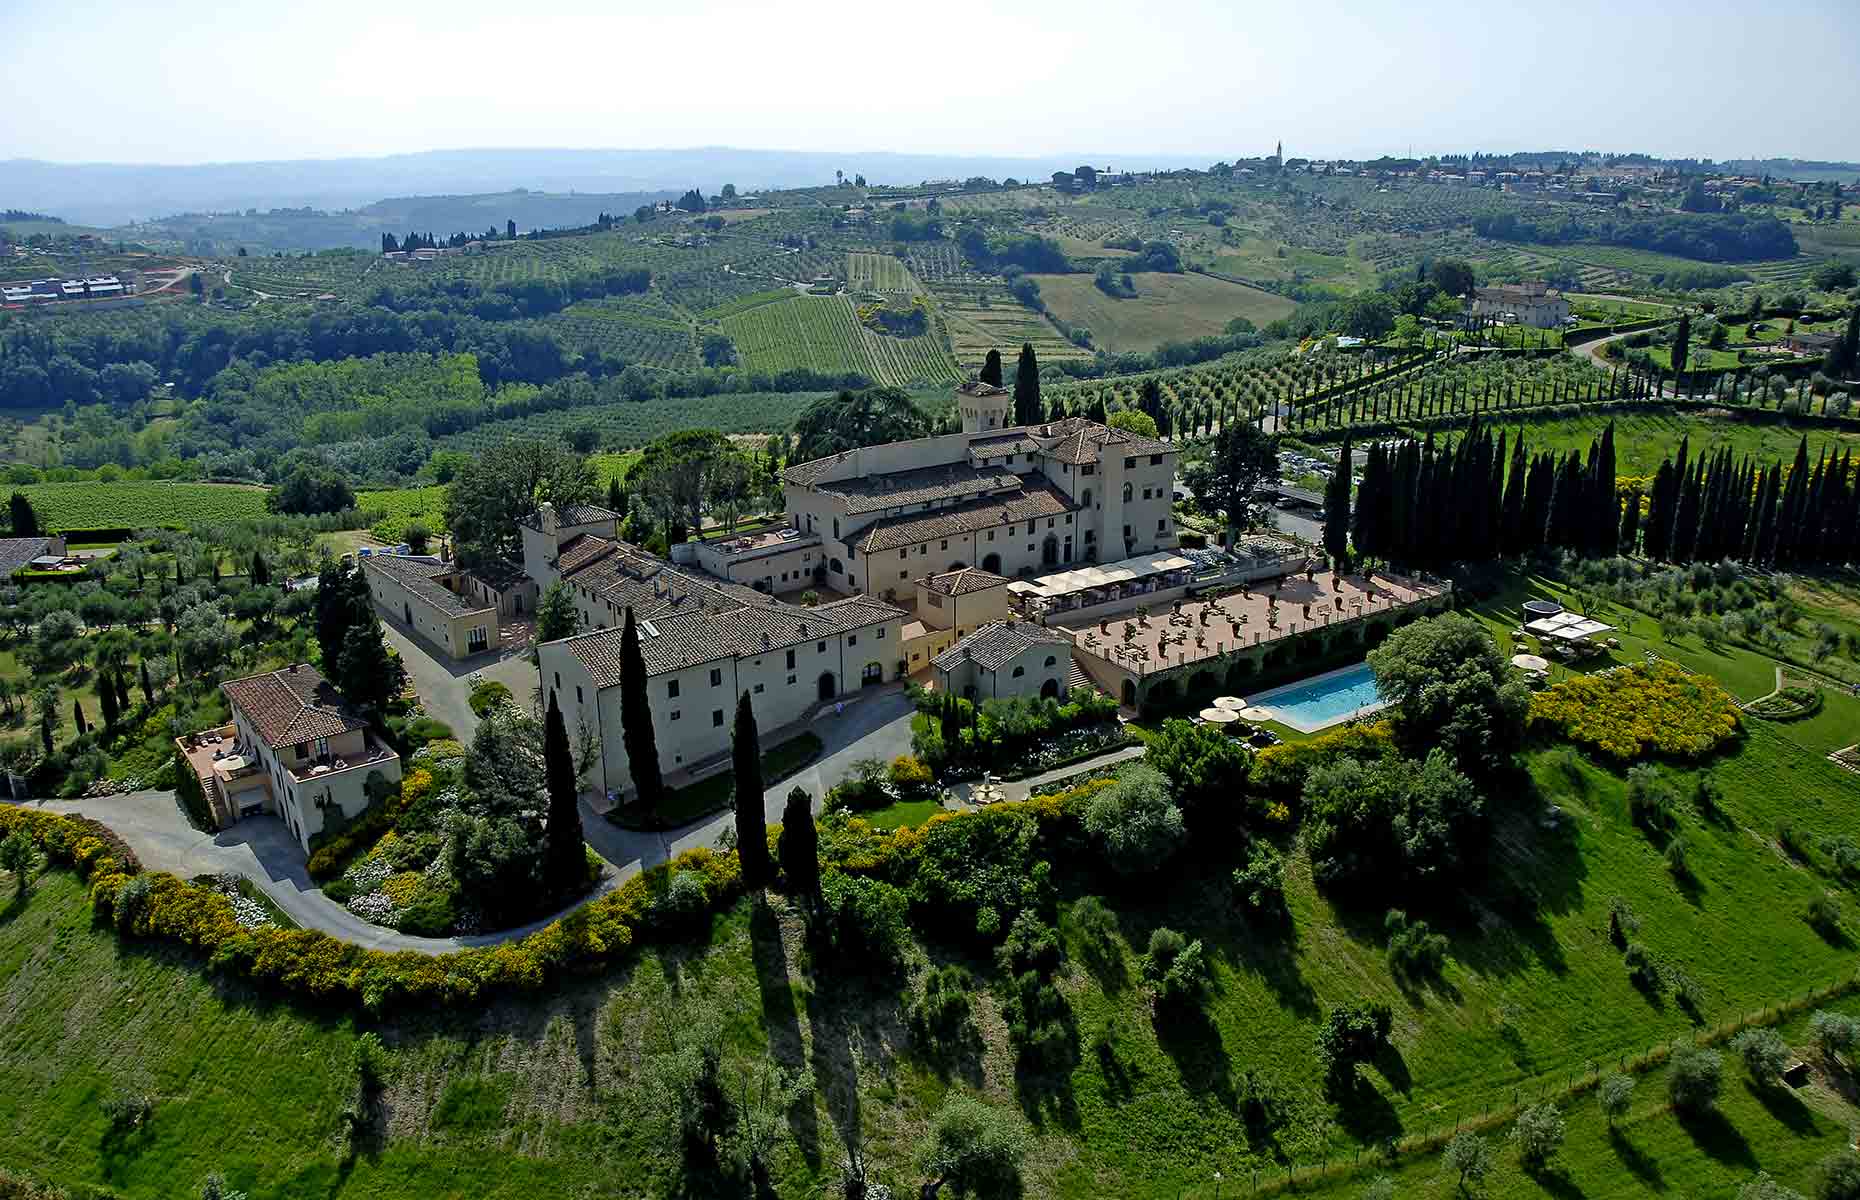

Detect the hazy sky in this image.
[4,0,1857,166]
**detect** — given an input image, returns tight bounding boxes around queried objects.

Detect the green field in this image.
[1481,409,1860,481]
[355,485,449,540]
[845,251,928,295]
[1028,271,1295,353]
[17,481,270,530]
[720,294,960,386]
[431,392,825,457]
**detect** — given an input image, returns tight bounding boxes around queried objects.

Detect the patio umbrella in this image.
[1212,696,1246,711]
[1239,706,1274,722]
[1511,653,1550,672]
[1199,707,1239,723]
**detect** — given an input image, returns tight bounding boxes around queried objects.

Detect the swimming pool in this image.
[1250,662,1385,732]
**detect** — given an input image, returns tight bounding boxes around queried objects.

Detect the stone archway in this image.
[982,552,1002,574]
[817,672,837,702]
[1120,678,1137,708]
[1040,678,1059,700]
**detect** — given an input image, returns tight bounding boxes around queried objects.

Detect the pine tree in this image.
[619,607,664,815]
[542,691,586,895]
[1013,343,1041,426]
[1323,432,1353,571]
[778,785,820,910]
[732,691,770,887]
[980,349,1004,388]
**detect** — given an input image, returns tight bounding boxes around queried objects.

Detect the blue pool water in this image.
[1256,662,1384,730]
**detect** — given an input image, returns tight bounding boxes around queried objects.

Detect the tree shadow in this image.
[1091,1024,1139,1103]
[1675,1107,1757,1171]
[751,897,819,1168]
[1010,1004,1082,1133]
[1670,865,1707,908]
[1153,1000,1236,1111]
[1743,1079,1823,1137]
[96,1117,157,1186]
[1373,1040,1413,1098]
[1607,1126,1666,1190]
[1328,1070,1402,1146]
[1531,1164,1587,1200]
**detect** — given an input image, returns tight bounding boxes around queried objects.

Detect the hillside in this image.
[1030,271,1294,353]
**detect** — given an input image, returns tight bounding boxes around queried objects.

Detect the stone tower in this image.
[956,379,1012,434]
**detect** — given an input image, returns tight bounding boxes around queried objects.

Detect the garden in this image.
[907,684,1127,780]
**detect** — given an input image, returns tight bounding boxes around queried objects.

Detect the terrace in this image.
[1061,569,1448,682]
[699,525,819,560]
[281,731,399,784]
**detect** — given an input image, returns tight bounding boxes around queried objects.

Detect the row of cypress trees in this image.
[1330,417,1859,574]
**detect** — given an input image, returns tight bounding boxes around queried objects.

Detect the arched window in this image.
[1044,655,1056,668]
[829,557,844,574]
[1081,488,1093,509]
[1012,665,1026,678]
[1122,482,1133,503]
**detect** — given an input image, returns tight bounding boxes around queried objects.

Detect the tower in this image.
[956,379,1012,434]
[1275,140,1283,165]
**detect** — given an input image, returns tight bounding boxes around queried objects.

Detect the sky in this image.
[3,0,1857,166]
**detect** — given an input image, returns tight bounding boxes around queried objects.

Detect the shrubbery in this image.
[1529,661,1741,760]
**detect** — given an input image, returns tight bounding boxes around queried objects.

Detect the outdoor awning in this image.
[1524,612,1615,641]
[1020,551,1195,598]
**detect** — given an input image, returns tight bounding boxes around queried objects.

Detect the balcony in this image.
[283,732,399,784]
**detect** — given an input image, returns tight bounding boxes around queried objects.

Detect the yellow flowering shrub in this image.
[1529,660,1740,760]
[382,871,422,906]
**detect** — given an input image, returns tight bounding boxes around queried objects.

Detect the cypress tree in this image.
[8,493,39,538]
[542,691,587,895]
[1013,343,1042,426]
[1619,488,1642,554]
[114,670,131,714]
[619,607,664,815]
[778,785,820,910]
[139,659,154,706]
[72,700,87,738]
[1322,431,1353,571]
[251,551,270,587]
[97,672,120,729]
[1593,422,1618,556]
[39,700,53,757]
[980,349,1004,388]
[732,691,770,888]
[1499,432,1529,556]
[1777,438,1811,565]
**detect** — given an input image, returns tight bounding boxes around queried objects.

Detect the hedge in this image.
[0,775,1135,1014]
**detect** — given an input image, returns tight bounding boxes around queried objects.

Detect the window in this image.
[1122,482,1133,502]
[667,679,681,698]
[833,518,840,538]
[754,683,765,694]
[1151,454,1163,465]
[1125,456,1137,469]
[900,570,909,580]
[940,539,948,550]
[1045,655,1057,668]
[899,549,908,559]
[1081,464,1095,476]
[1158,518,1168,532]
[876,627,886,639]
[1012,665,1026,678]
[848,634,857,647]
[1065,514,1073,524]
[1123,524,1132,537]
[576,686,584,704]
[817,641,826,653]
[554,672,561,689]
[1047,518,1055,529]
[787,674,797,685]
[786,649,796,669]
[1143,487,1152,500]
[1081,488,1093,508]
[918,545,927,555]
[671,710,681,721]
[709,668,722,687]
[987,530,995,541]
[712,710,724,728]
[295,743,309,761]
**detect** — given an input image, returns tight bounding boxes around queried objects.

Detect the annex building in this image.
[1470,281,1571,329]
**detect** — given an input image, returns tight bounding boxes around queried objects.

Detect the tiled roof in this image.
[853,477,1074,553]
[557,533,619,576]
[222,665,369,748]
[920,566,1009,597]
[0,537,52,575]
[518,503,619,531]
[1035,416,1172,464]
[956,380,1009,397]
[932,620,1071,673]
[361,554,494,615]
[465,558,530,590]
[970,433,1041,458]
[562,590,906,684]
[812,461,1021,515]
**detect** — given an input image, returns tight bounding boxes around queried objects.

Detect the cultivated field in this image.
[1030,271,1295,353]
[17,481,269,530]
[720,294,959,386]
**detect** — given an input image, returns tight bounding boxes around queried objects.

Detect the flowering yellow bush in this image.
[382,871,422,906]
[1529,661,1740,760]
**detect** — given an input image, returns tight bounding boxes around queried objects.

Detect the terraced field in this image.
[720,294,959,386]
[228,251,377,298]
[845,251,928,294]
[433,393,824,453]
[539,295,696,368]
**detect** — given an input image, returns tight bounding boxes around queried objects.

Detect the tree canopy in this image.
[790,387,930,463]
[444,438,596,567]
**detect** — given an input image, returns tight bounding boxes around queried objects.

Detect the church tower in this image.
[956,379,1012,434]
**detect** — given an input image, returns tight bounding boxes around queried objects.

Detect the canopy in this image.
[1015,551,1196,599]
[1199,707,1239,724]
[1524,611,1615,642]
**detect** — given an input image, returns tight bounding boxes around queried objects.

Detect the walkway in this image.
[947,743,1148,807]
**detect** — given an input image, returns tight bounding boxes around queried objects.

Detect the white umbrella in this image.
[1200,707,1239,723]
[1212,696,1246,711]
[1239,705,1274,722]
[1512,653,1550,672]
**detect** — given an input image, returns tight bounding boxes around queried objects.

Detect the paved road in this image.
[380,618,537,739]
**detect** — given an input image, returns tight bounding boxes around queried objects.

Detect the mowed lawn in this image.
[1029,271,1295,353]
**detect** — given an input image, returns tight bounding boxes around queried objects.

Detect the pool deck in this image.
[1246,661,1388,733]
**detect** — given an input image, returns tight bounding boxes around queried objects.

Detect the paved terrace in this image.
[1059,570,1447,676]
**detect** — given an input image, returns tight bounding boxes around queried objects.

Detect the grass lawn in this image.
[1477,409,1860,482]
[609,731,823,830]
[860,797,942,830]
[1028,271,1294,353]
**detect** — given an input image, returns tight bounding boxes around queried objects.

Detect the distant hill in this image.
[1721,157,1860,183]
[0,147,1097,227]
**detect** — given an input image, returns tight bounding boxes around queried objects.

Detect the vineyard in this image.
[430,391,827,454]
[934,284,1093,373]
[355,485,449,541]
[720,295,960,386]
[845,252,928,295]
[18,481,270,530]
[228,253,378,298]
[1030,271,1294,353]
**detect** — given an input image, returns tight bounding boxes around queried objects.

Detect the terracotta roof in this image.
[222,665,369,748]
[0,537,53,575]
[920,566,1009,597]
[557,533,619,575]
[361,554,494,616]
[814,461,1022,515]
[970,433,1042,458]
[853,477,1074,553]
[956,380,1010,397]
[933,620,1072,673]
[1035,416,1172,465]
[518,503,619,531]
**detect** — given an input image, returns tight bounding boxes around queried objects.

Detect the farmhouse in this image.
[177,664,403,852]
[1470,281,1570,329]
[0,535,69,577]
[1783,329,1840,357]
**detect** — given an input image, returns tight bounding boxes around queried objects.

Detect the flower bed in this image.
[1528,661,1741,760]
[1745,685,1823,722]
